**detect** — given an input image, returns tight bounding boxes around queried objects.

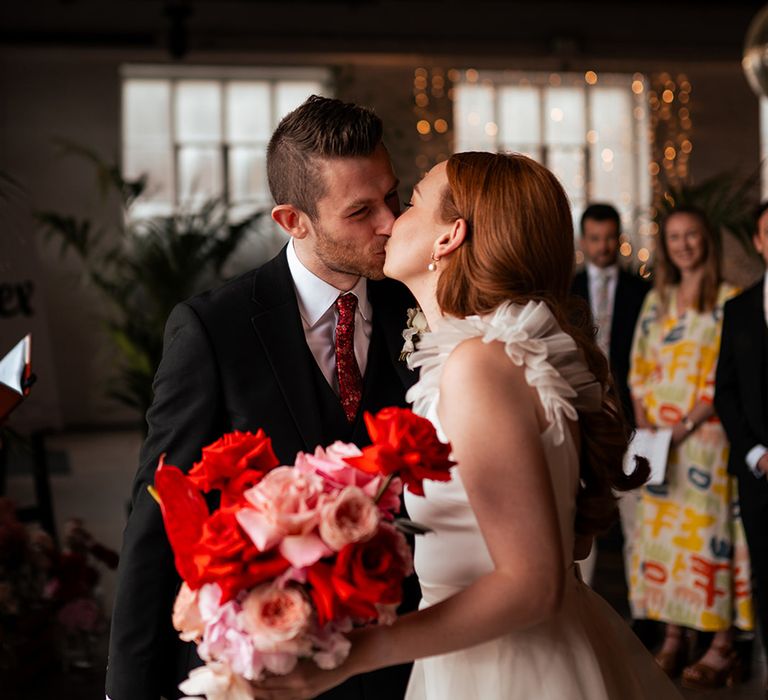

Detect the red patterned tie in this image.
[335,293,363,422]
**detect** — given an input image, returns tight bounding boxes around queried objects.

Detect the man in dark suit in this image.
[570,203,649,595]
[715,201,768,681]
[106,96,417,700]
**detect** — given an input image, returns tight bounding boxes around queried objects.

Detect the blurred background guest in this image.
[715,201,768,690]
[570,203,649,590]
[628,206,753,690]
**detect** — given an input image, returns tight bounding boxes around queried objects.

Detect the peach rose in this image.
[319,486,380,551]
[241,583,312,648]
[172,582,205,642]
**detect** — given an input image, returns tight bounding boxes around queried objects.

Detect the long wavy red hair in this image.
[437,152,648,537]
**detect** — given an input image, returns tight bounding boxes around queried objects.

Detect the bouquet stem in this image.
[373,474,395,504]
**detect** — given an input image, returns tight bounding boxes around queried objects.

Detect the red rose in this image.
[331,523,413,622]
[306,561,340,627]
[187,430,279,504]
[345,407,454,496]
[189,506,290,601]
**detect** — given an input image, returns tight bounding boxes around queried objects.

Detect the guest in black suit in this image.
[570,204,649,595]
[715,200,768,684]
[106,96,417,700]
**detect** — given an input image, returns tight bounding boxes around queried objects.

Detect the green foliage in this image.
[37,143,265,422]
[656,168,761,257]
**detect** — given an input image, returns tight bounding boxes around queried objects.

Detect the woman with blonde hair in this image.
[253,153,681,699]
[629,206,753,690]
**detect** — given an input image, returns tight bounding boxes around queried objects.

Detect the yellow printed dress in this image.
[628,283,753,632]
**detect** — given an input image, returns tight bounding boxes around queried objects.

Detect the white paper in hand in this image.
[624,428,672,486]
[0,334,30,394]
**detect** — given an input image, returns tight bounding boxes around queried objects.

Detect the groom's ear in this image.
[272,204,311,239]
[434,218,468,258]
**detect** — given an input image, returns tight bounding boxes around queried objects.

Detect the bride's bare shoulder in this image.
[439,337,536,408]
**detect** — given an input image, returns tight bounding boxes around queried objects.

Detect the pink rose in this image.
[298,444,403,516]
[173,582,205,642]
[241,583,312,649]
[319,486,380,551]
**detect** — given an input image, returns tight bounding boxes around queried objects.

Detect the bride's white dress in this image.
[403,301,681,699]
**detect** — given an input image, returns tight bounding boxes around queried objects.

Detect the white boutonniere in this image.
[400,307,429,363]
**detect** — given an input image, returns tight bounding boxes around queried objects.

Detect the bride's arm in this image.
[255,338,566,699]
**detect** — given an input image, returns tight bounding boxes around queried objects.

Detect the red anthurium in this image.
[153,459,210,582]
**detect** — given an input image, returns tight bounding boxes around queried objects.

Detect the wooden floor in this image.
[4,429,767,699]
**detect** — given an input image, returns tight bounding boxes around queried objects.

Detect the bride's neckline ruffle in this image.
[405,300,602,446]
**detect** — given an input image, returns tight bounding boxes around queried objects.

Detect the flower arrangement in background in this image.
[152,406,454,699]
[0,499,118,679]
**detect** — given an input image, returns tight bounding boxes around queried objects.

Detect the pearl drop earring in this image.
[427,253,439,272]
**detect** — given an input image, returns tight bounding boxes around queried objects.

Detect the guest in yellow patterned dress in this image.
[628,206,753,690]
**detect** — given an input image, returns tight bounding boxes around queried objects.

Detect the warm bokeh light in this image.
[415,93,429,107]
[465,69,479,83]
[484,122,498,136]
[662,89,674,103]
[681,139,692,154]
[638,247,650,262]
[620,242,632,257]
[434,118,448,134]
[664,146,676,160]
[549,73,562,86]
[586,129,598,143]
[632,80,644,94]
[601,148,614,162]
[585,70,598,85]
[550,107,564,122]
[416,119,431,135]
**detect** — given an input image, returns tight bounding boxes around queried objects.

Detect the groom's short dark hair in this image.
[267,95,384,220]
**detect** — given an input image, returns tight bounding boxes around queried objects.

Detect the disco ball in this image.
[743,4,768,98]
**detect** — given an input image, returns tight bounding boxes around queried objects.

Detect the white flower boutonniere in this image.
[400,307,429,364]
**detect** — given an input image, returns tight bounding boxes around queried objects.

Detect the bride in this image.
[252,152,682,699]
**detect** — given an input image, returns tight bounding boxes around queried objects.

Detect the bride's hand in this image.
[250,659,351,700]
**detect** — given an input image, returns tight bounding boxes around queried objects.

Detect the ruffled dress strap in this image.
[406,300,602,445]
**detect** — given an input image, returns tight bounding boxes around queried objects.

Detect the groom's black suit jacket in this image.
[106,247,418,700]
[715,279,768,653]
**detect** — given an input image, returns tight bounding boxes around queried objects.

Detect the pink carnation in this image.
[319,486,380,551]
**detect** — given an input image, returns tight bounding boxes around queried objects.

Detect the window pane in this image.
[590,143,633,212]
[123,80,171,146]
[226,81,271,142]
[229,146,268,204]
[123,148,174,203]
[498,86,540,145]
[454,84,496,152]
[548,146,585,219]
[175,81,222,143]
[275,81,324,122]
[178,146,223,204]
[544,87,585,145]
[590,88,632,147]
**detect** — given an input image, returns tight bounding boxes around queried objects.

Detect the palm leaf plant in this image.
[37,143,266,426]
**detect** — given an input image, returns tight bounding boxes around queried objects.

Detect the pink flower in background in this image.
[319,486,380,551]
[179,661,254,700]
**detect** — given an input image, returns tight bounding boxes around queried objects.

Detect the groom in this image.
[106,96,417,700]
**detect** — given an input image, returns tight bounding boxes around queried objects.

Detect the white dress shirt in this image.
[745,271,768,478]
[286,241,372,394]
[586,262,618,357]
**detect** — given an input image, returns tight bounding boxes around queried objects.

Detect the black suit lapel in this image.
[249,248,324,453]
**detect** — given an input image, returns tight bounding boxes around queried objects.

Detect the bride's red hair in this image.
[437,152,648,537]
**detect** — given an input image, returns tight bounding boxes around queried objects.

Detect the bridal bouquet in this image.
[151,407,454,700]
